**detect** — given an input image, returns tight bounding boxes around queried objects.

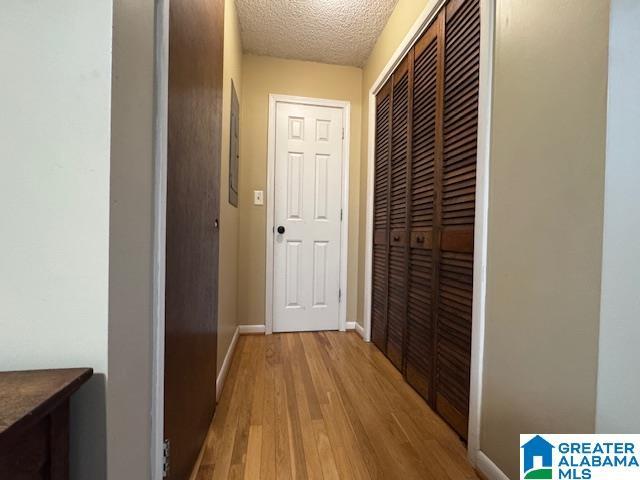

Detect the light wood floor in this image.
[195,331,479,480]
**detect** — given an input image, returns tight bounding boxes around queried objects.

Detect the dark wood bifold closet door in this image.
[404,14,443,402]
[371,81,392,353]
[435,0,480,439]
[386,58,410,370]
[370,0,480,442]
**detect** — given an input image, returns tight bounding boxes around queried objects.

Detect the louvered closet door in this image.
[386,58,410,370]
[369,0,479,441]
[371,81,392,353]
[435,0,480,439]
[405,16,443,402]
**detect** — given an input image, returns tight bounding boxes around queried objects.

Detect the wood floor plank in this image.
[250,336,266,426]
[198,334,246,478]
[299,332,335,406]
[332,331,435,479]
[211,337,253,480]
[229,336,260,480]
[289,335,325,480]
[308,336,359,479]
[273,338,292,480]
[244,425,262,480]
[339,333,456,479]
[291,334,323,421]
[317,334,379,480]
[343,333,474,480]
[260,335,277,480]
[312,418,340,480]
[196,332,478,480]
[281,336,309,479]
[228,337,264,480]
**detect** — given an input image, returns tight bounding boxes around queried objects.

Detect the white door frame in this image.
[151,0,169,478]
[265,94,351,335]
[361,0,496,468]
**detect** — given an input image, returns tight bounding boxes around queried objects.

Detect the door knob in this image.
[277,226,285,234]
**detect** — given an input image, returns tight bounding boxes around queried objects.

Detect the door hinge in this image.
[339,288,342,303]
[340,209,343,221]
[342,127,345,139]
[162,439,170,478]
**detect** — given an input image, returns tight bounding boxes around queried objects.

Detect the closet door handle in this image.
[416,236,425,244]
[393,235,400,242]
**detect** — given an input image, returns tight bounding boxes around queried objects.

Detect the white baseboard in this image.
[215,324,267,402]
[354,322,365,338]
[238,324,266,335]
[476,451,511,480]
[216,326,240,401]
[345,321,365,339]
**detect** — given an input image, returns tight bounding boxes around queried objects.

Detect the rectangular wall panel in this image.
[314,154,329,220]
[316,119,331,142]
[312,241,328,306]
[289,116,304,140]
[287,153,304,220]
[285,241,302,308]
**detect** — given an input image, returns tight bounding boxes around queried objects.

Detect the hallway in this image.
[195,332,478,479]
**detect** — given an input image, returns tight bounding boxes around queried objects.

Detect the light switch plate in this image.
[253,190,264,206]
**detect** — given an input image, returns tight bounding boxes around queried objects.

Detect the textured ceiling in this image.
[235,0,399,67]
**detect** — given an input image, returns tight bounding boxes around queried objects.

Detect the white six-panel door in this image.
[273,102,344,332]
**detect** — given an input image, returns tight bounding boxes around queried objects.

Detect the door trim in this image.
[151,0,169,478]
[265,94,351,335]
[362,0,495,468]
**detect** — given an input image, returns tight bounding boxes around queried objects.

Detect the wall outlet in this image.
[253,190,264,206]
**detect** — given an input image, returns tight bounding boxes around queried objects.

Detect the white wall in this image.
[0,1,113,478]
[481,0,610,478]
[596,0,640,434]
[108,0,157,479]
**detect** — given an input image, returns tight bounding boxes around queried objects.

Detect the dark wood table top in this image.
[0,368,92,448]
